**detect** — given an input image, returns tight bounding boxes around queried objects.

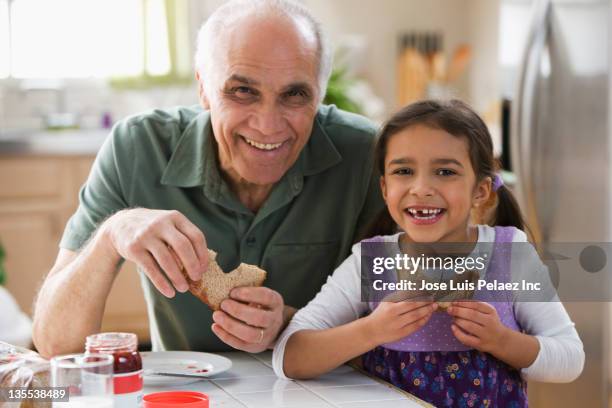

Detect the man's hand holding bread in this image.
[212,286,287,353]
[104,208,288,351]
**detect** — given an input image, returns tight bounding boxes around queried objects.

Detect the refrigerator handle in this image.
[510,0,551,242]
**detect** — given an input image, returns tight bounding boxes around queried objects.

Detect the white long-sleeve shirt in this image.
[273,225,584,383]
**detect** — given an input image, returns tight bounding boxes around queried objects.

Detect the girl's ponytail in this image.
[492,185,526,231]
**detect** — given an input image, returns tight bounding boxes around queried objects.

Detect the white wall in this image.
[467,0,501,113]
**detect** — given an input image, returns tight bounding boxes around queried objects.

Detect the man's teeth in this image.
[407,208,443,219]
[244,137,283,151]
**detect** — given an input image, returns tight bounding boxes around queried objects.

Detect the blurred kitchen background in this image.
[0,0,610,406]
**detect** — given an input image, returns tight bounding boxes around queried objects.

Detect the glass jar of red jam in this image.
[86,332,143,408]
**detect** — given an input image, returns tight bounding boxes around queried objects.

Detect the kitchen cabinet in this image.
[0,154,149,343]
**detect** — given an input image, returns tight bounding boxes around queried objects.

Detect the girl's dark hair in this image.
[366,99,527,238]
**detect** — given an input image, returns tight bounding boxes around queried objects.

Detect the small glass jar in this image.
[86,332,143,408]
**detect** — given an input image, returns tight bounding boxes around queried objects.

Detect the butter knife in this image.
[144,369,212,378]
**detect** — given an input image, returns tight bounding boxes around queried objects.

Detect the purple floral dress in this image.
[362,227,529,407]
[362,347,527,407]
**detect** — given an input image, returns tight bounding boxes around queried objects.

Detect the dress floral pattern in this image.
[362,347,528,407]
[361,227,529,406]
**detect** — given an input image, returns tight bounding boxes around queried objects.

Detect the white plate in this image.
[142,351,232,386]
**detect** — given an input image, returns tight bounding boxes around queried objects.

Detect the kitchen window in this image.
[0,0,9,78]
[0,0,190,82]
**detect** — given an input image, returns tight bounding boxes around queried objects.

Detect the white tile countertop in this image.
[144,351,433,408]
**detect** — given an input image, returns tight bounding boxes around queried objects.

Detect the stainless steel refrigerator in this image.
[503,0,611,406]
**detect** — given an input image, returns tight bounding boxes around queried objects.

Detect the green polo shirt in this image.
[60,104,384,351]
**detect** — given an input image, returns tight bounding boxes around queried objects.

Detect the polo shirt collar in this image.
[160,107,342,189]
[161,110,212,188]
[301,111,342,176]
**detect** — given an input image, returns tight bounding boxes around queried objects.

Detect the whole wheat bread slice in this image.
[395,266,479,312]
[183,249,267,311]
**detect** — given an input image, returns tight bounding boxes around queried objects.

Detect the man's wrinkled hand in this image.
[104,208,208,297]
[211,286,285,353]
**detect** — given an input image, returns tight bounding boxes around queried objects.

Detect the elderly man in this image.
[33,0,383,356]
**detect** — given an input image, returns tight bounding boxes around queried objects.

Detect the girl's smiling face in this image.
[380,124,491,243]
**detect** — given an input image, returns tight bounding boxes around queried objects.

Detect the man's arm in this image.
[34,206,295,357]
[33,209,209,358]
[33,228,120,357]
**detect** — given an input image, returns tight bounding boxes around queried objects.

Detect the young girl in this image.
[272,100,584,407]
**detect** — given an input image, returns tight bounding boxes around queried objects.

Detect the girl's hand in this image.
[365,299,437,346]
[447,301,510,353]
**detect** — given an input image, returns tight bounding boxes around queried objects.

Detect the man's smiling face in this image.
[198,14,320,187]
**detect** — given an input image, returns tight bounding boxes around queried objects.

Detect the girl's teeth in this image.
[407,208,443,219]
[244,137,283,151]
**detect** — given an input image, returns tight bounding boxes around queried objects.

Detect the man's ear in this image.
[195,71,210,110]
[380,176,387,203]
[472,176,492,208]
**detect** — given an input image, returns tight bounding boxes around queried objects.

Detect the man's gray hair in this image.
[194,0,332,102]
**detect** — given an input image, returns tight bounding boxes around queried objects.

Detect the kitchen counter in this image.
[145,351,432,408]
[0,129,108,155]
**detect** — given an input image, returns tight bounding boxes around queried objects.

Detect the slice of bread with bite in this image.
[184,249,267,311]
[395,266,479,312]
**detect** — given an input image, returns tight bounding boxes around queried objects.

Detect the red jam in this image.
[111,350,142,374]
[86,332,143,408]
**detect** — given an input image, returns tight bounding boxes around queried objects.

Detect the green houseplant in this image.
[323,67,363,115]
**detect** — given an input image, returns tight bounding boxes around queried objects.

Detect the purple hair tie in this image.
[492,174,504,192]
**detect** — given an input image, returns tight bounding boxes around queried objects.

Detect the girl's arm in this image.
[449,227,585,382]
[283,300,435,379]
[283,318,376,379]
[511,299,584,382]
[511,230,584,382]
[488,328,540,369]
[447,300,542,370]
[449,239,584,383]
[273,245,368,379]
[448,293,583,382]
[272,241,435,379]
